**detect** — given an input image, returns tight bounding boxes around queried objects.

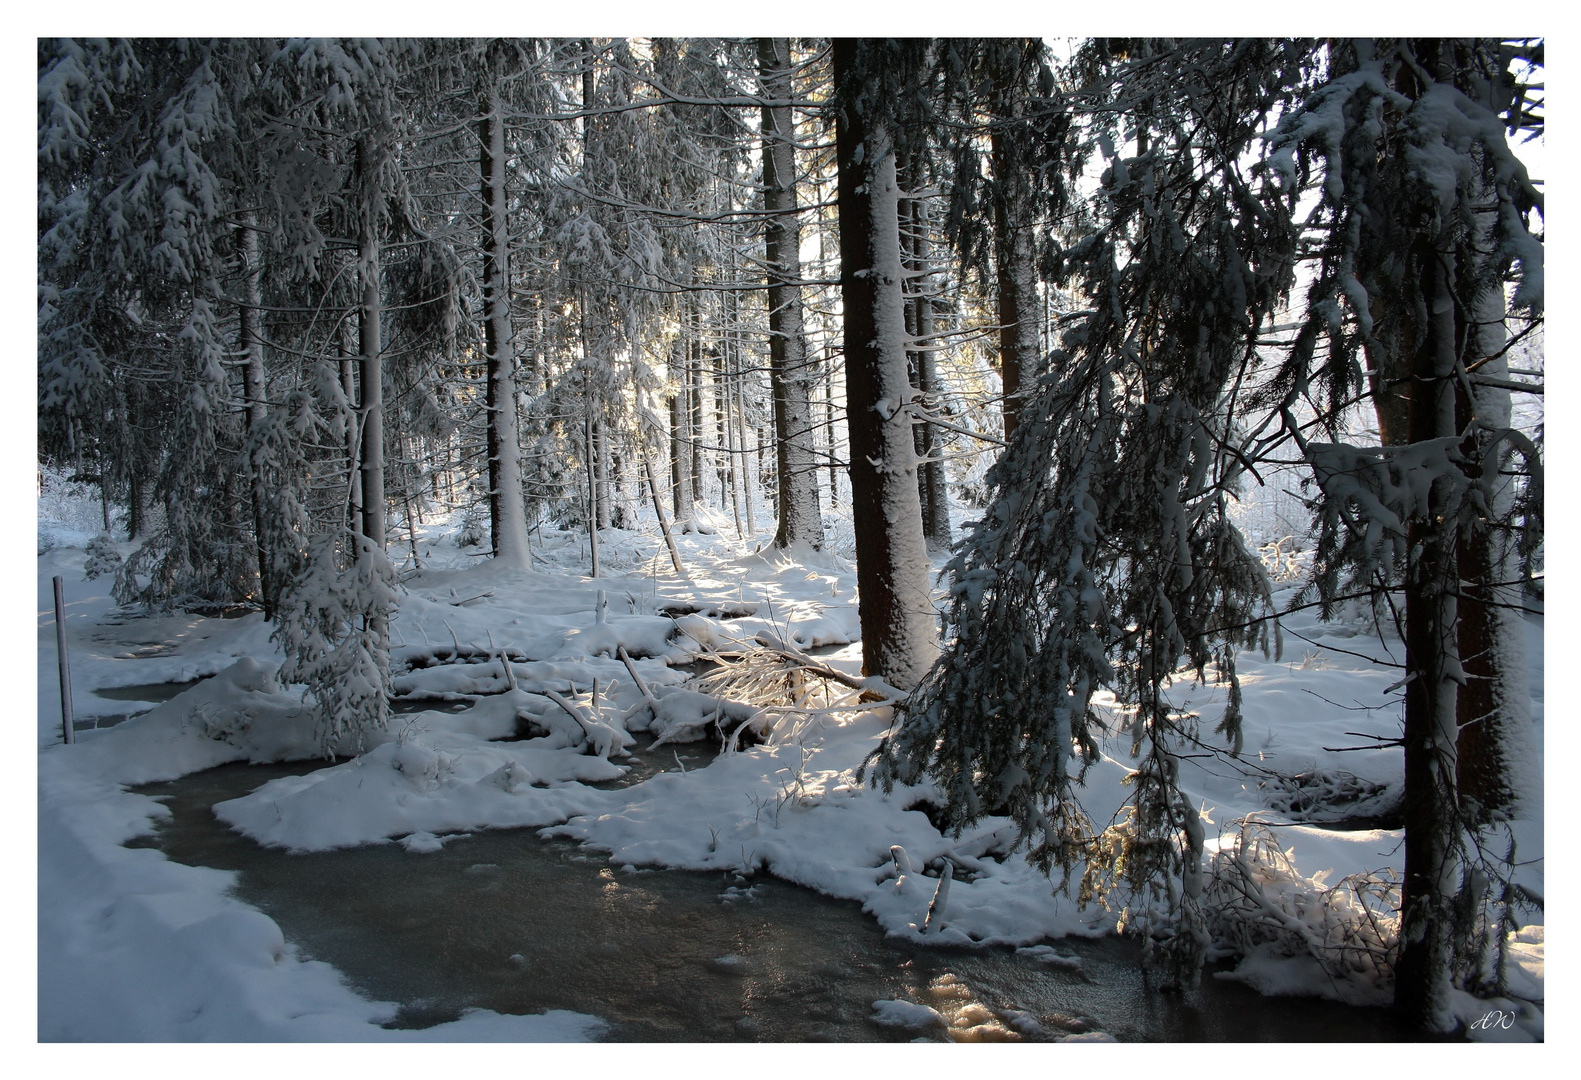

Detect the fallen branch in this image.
[543,686,634,760]
[751,630,900,702]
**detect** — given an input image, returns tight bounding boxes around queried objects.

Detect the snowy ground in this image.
[33,492,1544,1045]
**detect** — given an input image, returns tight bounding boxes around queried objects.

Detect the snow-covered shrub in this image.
[455,499,489,551]
[1255,536,1311,585]
[1204,821,1398,999]
[1260,767,1397,824]
[82,533,124,580]
[273,530,400,755]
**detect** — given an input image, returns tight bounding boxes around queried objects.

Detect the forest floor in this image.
[35,495,1545,1043]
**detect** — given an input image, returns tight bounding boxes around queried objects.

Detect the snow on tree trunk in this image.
[340,314,361,528]
[237,213,273,617]
[357,139,385,552]
[669,323,694,527]
[480,67,531,567]
[904,159,950,551]
[593,417,612,531]
[689,318,705,511]
[990,60,1042,442]
[1394,235,1462,1036]
[758,37,823,551]
[834,40,940,690]
[1454,205,1537,820]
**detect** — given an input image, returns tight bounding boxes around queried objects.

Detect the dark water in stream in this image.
[128,751,1432,1042]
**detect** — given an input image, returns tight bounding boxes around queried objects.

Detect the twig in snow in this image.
[924,861,954,934]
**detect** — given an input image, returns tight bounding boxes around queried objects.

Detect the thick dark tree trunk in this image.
[1393,236,1462,1034]
[832,39,940,690]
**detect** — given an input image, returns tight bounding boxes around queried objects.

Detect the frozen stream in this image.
[127,752,1432,1042]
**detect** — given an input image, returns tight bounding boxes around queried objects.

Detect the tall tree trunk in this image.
[340,315,361,528]
[237,215,273,617]
[758,36,824,550]
[833,39,941,690]
[723,344,743,537]
[480,61,531,566]
[689,314,705,508]
[669,323,694,527]
[1359,152,1533,830]
[989,44,1042,441]
[1393,234,1463,1034]
[1452,205,1536,822]
[357,139,385,552]
[904,157,950,550]
[585,405,600,577]
[593,417,612,530]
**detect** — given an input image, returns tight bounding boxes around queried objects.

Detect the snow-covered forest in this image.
[38,37,1543,1043]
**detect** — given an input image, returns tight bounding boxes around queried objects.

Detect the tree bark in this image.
[480,59,531,566]
[833,39,941,690]
[689,309,705,509]
[903,156,950,550]
[669,321,694,527]
[1452,207,1535,821]
[989,45,1042,441]
[340,313,361,528]
[237,214,272,617]
[357,138,385,551]
[758,37,824,550]
[1393,234,1462,1035]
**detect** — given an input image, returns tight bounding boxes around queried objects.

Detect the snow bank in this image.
[38,736,605,1041]
[34,505,1544,1039]
[215,727,623,852]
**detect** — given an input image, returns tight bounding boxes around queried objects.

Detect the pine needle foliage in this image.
[870,39,1321,982]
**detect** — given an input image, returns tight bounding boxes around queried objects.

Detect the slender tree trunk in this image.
[689,313,705,509]
[723,344,743,537]
[340,316,361,528]
[593,417,612,530]
[480,63,531,566]
[758,36,824,550]
[733,344,756,536]
[712,349,728,508]
[903,157,950,550]
[237,215,273,617]
[357,140,385,551]
[989,45,1042,441]
[833,39,941,690]
[585,406,600,577]
[669,319,694,527]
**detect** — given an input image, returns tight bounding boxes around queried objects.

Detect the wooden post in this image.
[53,575,75,744]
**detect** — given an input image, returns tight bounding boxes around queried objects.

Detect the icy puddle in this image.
[74,680,211,730]
[131,759,1428,1042]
